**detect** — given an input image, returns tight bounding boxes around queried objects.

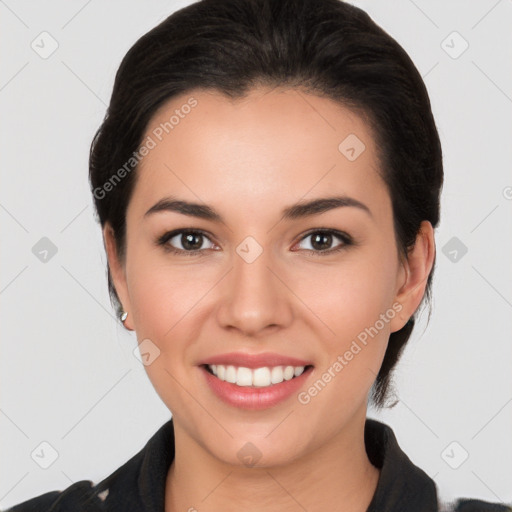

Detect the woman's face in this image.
[106,86,426,467]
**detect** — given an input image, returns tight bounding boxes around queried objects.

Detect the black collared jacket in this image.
[4,418,511,511]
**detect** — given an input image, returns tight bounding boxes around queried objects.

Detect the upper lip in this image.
[199,352,313,369]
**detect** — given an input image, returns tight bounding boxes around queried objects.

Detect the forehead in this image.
[129,86,389,222]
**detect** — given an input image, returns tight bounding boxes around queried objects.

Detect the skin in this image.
[103,86,435,512]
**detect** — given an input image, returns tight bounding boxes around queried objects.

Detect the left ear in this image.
[389,220,436,333]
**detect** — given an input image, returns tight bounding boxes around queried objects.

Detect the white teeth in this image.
[283,366,295,380]
[237,367,253,386]
[225,365,237,384]
[271,366,283,384]
[253,367,271,387]
[207,364,307,387]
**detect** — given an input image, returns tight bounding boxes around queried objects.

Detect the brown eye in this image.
[310,232,334,251]
[157,229,215,255]
[295,230,352,255]
[177,232,205,251]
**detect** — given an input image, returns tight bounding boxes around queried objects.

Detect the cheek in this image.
[125,246,208,343]
[292,247,400,401]
[125,258,212,408]
[294,248,400,341]
[296,259,399,412]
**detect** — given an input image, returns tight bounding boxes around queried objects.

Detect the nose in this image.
[216,244,293,337]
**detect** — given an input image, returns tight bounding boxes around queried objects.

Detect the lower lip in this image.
[200,365,314,410]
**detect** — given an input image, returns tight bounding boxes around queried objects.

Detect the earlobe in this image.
[390,221,435,333]
[103,223,134,331]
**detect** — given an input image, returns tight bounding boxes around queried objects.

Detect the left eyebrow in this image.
[144,195,373,222]
[281,196,372,220]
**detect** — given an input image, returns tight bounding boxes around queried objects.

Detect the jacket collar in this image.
[364,418,438,511]
[101,417,438,511]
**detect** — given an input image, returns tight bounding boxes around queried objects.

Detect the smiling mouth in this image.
[201,363,314,388]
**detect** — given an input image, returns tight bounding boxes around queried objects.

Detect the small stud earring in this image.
[121,311,128,323]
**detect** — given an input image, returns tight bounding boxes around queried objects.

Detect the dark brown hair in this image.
[89,0,443,408]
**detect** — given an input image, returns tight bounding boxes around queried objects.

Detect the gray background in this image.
[1,0,511,508]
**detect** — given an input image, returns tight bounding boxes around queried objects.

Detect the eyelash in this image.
[156,228,354,257]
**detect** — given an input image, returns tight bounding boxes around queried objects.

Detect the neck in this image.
[165,409,380,512]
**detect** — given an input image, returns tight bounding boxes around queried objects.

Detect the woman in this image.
[5,0,510,510]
